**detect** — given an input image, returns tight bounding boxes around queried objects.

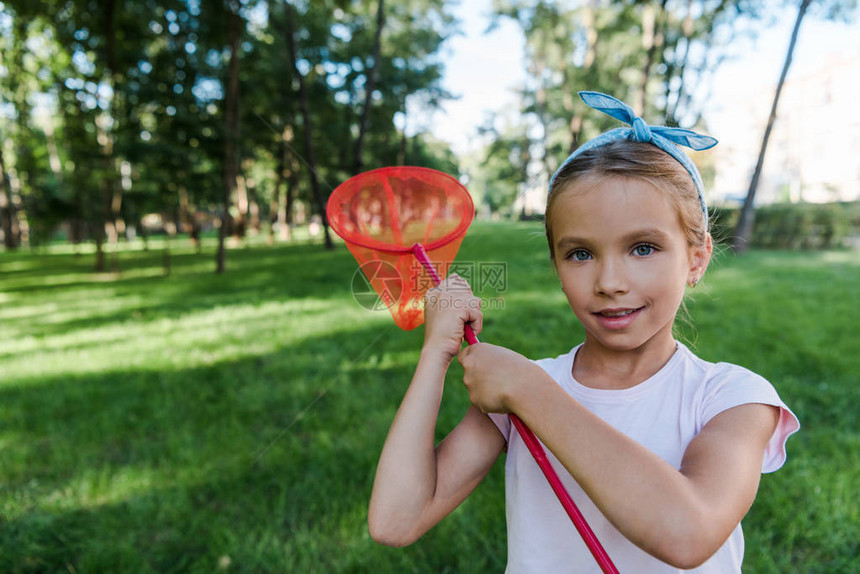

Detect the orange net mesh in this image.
[327,167,474,330]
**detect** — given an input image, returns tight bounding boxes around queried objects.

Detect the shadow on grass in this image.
[1,243,361,342]
[1,240,354,293]
[0,320,507,573]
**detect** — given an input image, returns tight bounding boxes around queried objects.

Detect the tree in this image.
[128,0,221,253]
[0,12,25,249]
[731,0,857,252]
[479,0,776,219]
[474,119,532,217]
[0,0,460,260]
[283,1,333,250]
[0,141,20,248]
[731,0,812,253]
[353,0,386,174]
[217,0,243,273]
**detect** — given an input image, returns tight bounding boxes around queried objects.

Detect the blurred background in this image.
[1,1,859,572]
[1,0,858,262]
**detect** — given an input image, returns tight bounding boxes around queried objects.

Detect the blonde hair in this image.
[546,140,708,259]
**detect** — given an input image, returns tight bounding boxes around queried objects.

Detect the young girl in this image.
[367,92,799,573]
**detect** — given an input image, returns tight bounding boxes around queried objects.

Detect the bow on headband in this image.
[550,91,718,222]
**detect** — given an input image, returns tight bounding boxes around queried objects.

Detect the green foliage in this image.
[0,0,460,254]
[753,202,858,250]
[712,202,860,249]
[471,121,531,217]
[469,0,773,216]
[1,222,859,571]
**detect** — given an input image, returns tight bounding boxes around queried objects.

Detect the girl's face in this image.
[550,176,710,356]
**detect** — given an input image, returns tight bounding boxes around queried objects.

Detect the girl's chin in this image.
[582,324,677,354]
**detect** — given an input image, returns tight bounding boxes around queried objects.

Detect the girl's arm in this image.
[367,276,506,547]
[459,343,779,569]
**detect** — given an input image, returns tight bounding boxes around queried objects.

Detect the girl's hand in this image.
[423,274,483,364]
[458,343,542,414]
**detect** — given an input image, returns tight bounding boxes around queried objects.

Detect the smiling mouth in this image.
[596,307,643,318]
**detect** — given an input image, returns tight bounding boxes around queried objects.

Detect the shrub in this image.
[709,202,859,249]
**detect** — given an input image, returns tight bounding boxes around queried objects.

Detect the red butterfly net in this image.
[326,166,474,330]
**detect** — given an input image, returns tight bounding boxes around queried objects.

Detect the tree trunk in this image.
[247,177,261,234]
[532,57,552,185]
[397,65,408,166]
[7,16,30,250]
[732,0,811,253]
[397,123,407,166]
[284,3,333,249]
[664,0,695,125]
[0,142,19,249]
[178,183,191,234]
[270,140,285,244]
[218,1,242,273]
[99,163,114,272]
[285,155,299,236]
[637,0,668,116]
[233,174,248,242]
[44,113,65,187]
[96,108,119,272]
[565,0,597,154]
[272,132,294,242]
[562,66,583,154]
[518,132,531,219]
[353,0,386,174]
[95,0,120,273]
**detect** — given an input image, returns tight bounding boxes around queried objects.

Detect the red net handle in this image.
[410,243,618,574]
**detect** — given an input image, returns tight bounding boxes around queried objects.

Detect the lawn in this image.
[1,222,858,573]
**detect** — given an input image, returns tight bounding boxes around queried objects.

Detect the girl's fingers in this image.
[465,301,482,336]
[425,273,483,342]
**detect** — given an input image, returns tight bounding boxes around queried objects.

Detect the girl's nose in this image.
[594,259,629,296]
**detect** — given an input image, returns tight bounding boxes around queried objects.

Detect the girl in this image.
[367,92,799,573]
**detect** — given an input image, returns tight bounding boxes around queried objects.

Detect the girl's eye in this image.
[568,249,591,262]
[632,244,656,257]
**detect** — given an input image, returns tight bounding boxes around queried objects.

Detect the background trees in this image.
[0,0,454,268]
[480,0,770,200]
[0,0,856,266]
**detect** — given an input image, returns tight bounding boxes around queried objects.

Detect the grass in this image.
[1,221,858,573]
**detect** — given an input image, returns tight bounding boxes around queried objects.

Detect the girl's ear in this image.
[688,234,713,284]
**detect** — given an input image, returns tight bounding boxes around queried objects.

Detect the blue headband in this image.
[549,91,718,222]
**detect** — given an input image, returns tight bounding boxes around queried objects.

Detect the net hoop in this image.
[326,166,474,254]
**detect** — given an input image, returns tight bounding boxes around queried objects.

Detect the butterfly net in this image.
[327,167,474,330]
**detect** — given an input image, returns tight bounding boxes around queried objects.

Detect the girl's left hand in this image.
[457,343,543,414]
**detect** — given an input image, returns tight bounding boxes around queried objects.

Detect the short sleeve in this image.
[701,365,800,473]
[487,412,511,442]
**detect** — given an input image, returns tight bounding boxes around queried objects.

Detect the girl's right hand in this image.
[423,274,483,364]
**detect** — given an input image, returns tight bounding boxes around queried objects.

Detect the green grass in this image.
[1,222,858,573]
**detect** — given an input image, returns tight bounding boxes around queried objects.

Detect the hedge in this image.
[709,202,860,250]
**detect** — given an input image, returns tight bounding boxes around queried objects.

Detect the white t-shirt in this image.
[488,342,800,574]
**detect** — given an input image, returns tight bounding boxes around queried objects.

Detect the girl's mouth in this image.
[593,307,644,329]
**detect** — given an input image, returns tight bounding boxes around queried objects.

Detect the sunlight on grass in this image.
[819,250,860,265]
[1,260,41,272]
[41,467,159,512]
[2,298,390,383]
[0,301,63,321]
